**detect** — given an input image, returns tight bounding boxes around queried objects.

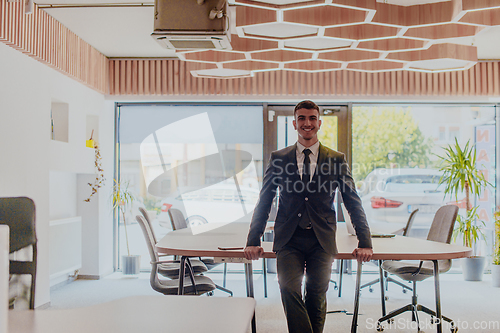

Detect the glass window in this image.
[117,104,263,269]
[352,105,496,248]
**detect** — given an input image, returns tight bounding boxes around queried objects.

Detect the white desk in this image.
[156,222,471,333]
[8,295,255,333]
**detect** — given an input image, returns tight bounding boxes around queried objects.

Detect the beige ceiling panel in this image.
[252,49,313,62]
[243,23,318,39]
[319,49,380,61]
[386,43,477,62]
[284,5,368,26]
[284,37,352,50]
[325,24,399,40]
[191,68,253,78]
[408,58,473,71]
[405,24,483,39]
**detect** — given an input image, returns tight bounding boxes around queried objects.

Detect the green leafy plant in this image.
[493,210,500,266]
[437,138,489,210]
[452,207,485,249]
[111,179,135,256]
[142,195,161,214]
[437,138,490,255]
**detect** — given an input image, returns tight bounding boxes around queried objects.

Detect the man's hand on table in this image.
[244,246,264,260]
[352,248,373,262]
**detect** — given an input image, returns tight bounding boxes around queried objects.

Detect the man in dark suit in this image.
[244,100,373,333]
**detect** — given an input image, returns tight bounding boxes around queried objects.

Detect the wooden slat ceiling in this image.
[2,0,500,97]
[176,0,500,78]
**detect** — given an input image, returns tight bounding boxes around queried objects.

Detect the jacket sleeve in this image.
[246,153,279,247]
[337,154,373,249]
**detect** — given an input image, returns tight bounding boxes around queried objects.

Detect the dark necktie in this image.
[299,148,312,229]
[302,148,312,186]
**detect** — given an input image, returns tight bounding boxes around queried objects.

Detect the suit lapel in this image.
[285,143,300,181]
[314,143,328,181]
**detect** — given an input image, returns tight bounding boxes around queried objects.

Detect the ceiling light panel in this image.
[284,37,352,50]
[242,23,318,38]
[179,0,500,75]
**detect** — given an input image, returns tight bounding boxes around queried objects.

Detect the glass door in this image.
[264,104,350,168]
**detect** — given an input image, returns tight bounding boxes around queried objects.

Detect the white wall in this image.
[0,43,114,307]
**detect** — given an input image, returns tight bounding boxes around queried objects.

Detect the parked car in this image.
[158,184,260,229]
[358,168,464,237]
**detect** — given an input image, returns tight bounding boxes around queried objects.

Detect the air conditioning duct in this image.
[152,0,231,50]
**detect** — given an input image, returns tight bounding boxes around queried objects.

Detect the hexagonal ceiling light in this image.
[174,0,500,78]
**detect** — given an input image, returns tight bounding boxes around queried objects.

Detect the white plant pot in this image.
[461,256,486,281]
[122,255,141,276]
[492,264,500,288]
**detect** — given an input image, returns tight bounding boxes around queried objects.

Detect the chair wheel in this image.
[402,288,407,293]
[451,325,458,333]
[369,287,374,293]
[376,323,384,332]
[384,296,389,301]
[430,316,434,324]
[334,286,338,290]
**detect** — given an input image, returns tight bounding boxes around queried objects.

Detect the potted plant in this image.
[437,138,490,281]
[492,209,500,287]
[112,179,140,276]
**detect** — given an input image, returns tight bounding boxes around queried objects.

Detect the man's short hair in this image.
[294,100,320,117]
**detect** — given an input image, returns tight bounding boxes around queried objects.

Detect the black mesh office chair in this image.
[136,215,216,295]
[138,207,208,278]
[0,197,37,309]
[168,208,233,296]
[376,205,459,332]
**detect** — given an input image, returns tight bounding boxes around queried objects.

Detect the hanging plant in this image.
[84,144,105,202]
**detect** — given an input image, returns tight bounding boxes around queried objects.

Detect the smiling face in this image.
[293,107,321,147]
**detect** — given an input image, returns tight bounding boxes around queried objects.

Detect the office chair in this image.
[361,209,419,294]
[136,215,216,295]
[167,208,233,296]
[0,197,37,309]
[376,205,459,332]
[138,207,208,278]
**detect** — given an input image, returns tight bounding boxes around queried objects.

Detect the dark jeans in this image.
[276,227,335,333]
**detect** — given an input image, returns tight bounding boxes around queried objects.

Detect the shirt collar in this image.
[296,141,320,156]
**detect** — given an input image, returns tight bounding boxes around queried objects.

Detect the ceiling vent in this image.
[152,0,231,50]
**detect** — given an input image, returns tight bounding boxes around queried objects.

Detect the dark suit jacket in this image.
[246,143,372,256]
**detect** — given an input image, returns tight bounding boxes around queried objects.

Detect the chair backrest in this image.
[427,205,459,244]
[136,215,163,293]
[0,197,36,253]
[168,208,188,230]
[403,209,419,237]
[138,207,156,243]
[0,197,37,309]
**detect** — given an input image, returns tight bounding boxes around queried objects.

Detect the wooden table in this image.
[8,295,255,333]
[156,222,471,333]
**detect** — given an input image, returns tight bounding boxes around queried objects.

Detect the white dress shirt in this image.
[296,141,319,182]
